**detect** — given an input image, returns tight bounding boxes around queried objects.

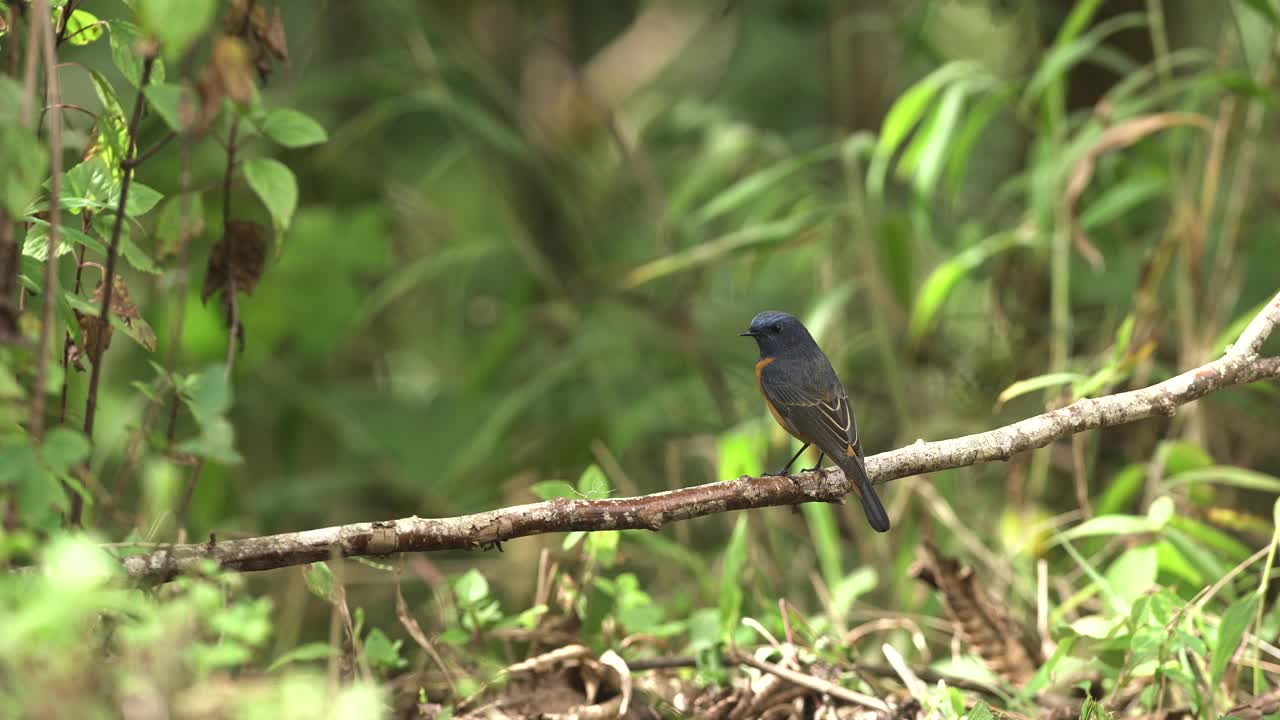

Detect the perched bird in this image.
[741,310,890,533]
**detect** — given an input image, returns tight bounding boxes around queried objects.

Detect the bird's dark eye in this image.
[772,323,783,333]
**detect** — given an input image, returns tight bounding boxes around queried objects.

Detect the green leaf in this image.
[1079,172,1167,231]
[965,702,994,720]
[302,562,334,601]
[22,218,107,259]
[909,231,1026,344]
[144,83,186,132]
[718,514,749,639]
[452,569,489,607]
[1097,464,1145,516]
[1104,545,1157,605]
[907,83,966,197]
[997,372,1085,406]
[243,157,298,232]
[1165,466,1280,494]
[124,182,164,217]
[562,531,586,551]
[801,503,843,590]
[363,627,407,671]
[64,9,104,46]
[1239,0,1280,26]
[1054,514,1154,544]
[576,463,609,497]
[267,642,334,672]
[586,530,620,568]
[694,145,837,227]
[181,365,232,425]
[40,428,90,473]
[0,122,48,216]
[259,108,329,149]
[529,480,575,500]
[1212,594,1259,685]
[135,0,218,59]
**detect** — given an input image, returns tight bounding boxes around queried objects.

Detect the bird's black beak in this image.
[739,331,756,337]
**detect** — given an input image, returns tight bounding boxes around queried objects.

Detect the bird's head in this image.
[740,310,813,356]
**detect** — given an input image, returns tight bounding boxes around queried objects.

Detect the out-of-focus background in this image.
[5,0,1280,716]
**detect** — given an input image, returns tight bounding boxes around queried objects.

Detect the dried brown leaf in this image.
[211,35,256,105]
[263,6,289,62]
[72,310,112,368]
[90,275,158,352]
[911,542,1041,685]
[202,220,267,304]
[1226,687,1280,720]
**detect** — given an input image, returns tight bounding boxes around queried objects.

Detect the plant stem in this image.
[30,0,64,443]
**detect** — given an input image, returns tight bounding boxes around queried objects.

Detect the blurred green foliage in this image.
[2,0,1280,717]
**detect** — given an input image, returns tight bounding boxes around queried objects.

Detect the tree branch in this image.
[120,290,1280,583]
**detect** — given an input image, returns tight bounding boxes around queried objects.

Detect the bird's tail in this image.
[839,455,890,533]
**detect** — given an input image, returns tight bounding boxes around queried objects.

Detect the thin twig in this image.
[175,119,241,526]
[81,57,155,436]
[123,130,176,170]
[30,0,63,442]
[731,651,889,712]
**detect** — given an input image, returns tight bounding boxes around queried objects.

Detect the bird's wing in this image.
[759,362,861,460]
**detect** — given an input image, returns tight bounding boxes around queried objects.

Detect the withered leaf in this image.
[88,275,158,352]
[911,542,1042,685]
[72,309,113,369]
[264,6,288,63]
[210,35,256,105]
[202,220,267,305]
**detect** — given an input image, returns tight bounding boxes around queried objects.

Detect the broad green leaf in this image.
[1104,544,1157,605]
[717,422,767,481]
[302,562,334,602]
[144,83,186,132]
[86,69,128,172]
[177,416,241,464]
[830,567,878,618]
[997,372,1085,406]
[586,530,620,568]
[259,108,329,149]
[22,219,106,259]
[40,428,90,473]
[529,480,575,500]
[452,569,489,607]
[363,627,406,670]
[135,0,217,59]
[123,182,164,217]
[1212,594,1259,685]
[1147,496,1175,528]
[718,514,749,639]
[1239,0,1280,26]
[64,9,104,46]
[181,365,232,424]
[243,157,298,232]
[267,642,334,672]
[576,463,609,497]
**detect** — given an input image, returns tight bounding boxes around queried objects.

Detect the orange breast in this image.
[755,357,805,441]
